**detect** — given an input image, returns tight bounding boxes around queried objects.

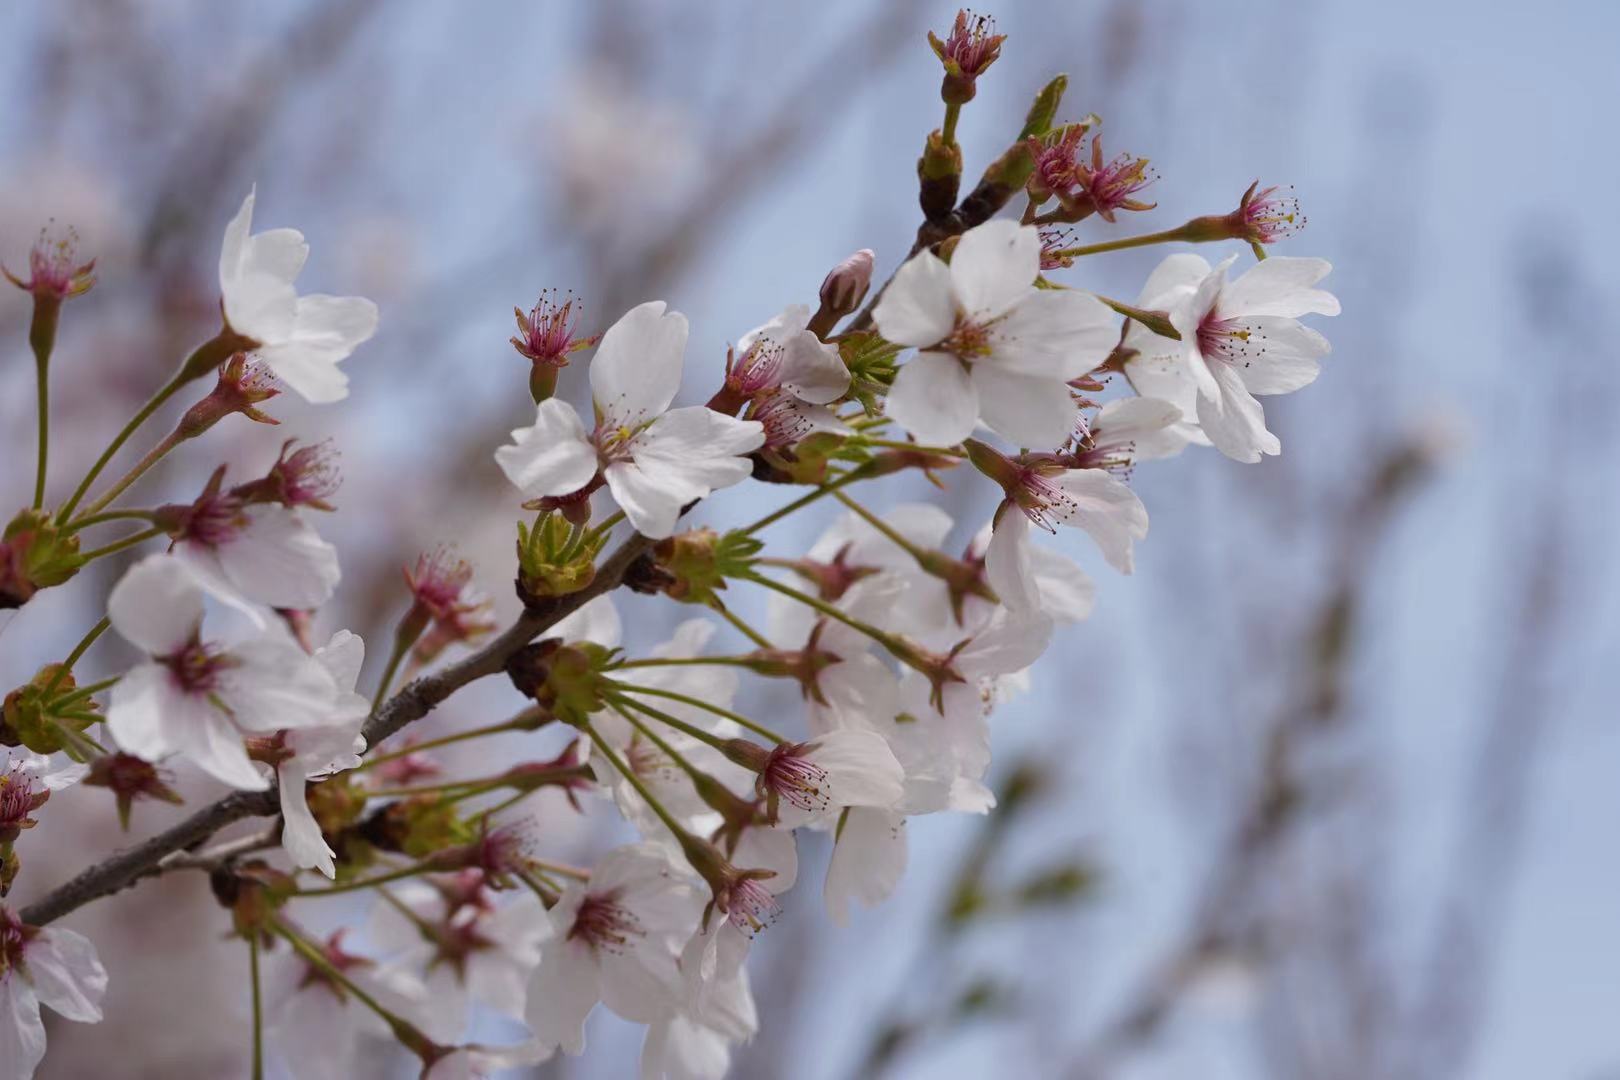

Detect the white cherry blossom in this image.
[495,301,765,538]
[218,188,379,404]
[275,630,369,877]
[105,555,344,790]
[0,904,106,1080]
[170,492,340,624]
[873,219,1116,447]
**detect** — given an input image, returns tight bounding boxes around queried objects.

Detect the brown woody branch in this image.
[19,530,657,927]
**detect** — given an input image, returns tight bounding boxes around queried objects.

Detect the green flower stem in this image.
[61,509,159,535]
[360,777,498,800]
[608,682,787,745]
[370,635,412,715]
[360,714,534,771]
[740,469,868,536]
[942,101,962,146]
[1047,222,1207,260]
[79,527,164,564]
[30,314,55,510]
[742,571,929,679]
[272,917,432,1054]
[861,438,965,456]
[832,490,932,562]
[289,859,439,896]
[76,430,184,522]
[48,676,119,711]
[613,656,758,670]
[715,605,772,651]
[42,617,110,698]
[583,723,693,844]
[56,369,190,525]
[248,935,265,1080]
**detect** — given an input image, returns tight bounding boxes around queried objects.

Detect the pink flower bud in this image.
[818,249,875,319]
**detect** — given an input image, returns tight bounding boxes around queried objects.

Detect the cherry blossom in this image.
[0,904,106,1080]
[872,219,1116,447]
[218,188,379,404]
[273,630,369,877]
[104,555,345,790]
[495,301,765,538]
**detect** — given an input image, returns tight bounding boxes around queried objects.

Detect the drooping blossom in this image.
[873,220,1116,448]
[495,301,765,538]
[104,555,345,790]
[750,730,904,829]
[233,439,341,511]
[526,844,702,1056]
[0,750,84,843]
[271,630,370,877]
[218,188,379,403]
[0,904,106,1079]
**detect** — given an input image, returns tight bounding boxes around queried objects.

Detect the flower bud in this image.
[0,510,84,610]
[817,249,874,323]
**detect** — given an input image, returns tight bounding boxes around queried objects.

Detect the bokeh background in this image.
[1,1,1616,1077]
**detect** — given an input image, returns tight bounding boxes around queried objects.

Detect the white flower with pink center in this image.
[872,219,1117,448]
[726,304,850,448]
[495,301,765,538]
[218,188,379,404]
[0,904,106,1079]
[1159,253,1339,462]
[104,555,346,790]
[526,843,703,1056]
[755,730,904,828]
[0,750,85,841]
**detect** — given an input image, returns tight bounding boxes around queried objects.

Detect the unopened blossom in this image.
[218,187,379,403]
[818,248,875,320]
[3,225,95,300]
[0,903,106,1079]
[0,750,84,843]
[274,630,369,877]
[495,301,765,539]
[105,555,345,790]
[370,875,550,1044]
[526,844,702,1056]
[163,467,340,621]
[873,219,1116,448]
[1165,253,1339,462]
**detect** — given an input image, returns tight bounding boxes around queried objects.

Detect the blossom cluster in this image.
[0,12,1336,1079]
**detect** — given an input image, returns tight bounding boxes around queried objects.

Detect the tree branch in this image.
[19,529,657,927]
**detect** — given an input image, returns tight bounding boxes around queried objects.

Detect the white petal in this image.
[1051,468,1148,574]
[218,188,255,287]
[223,635,343,733]
[1135,252,1212,308]
[170,701,268,790]
[256,340,346,404]
[984,512,1040,616]
[1196,362,1279,462]
[737,304,811,356]
[105,663,188,763]
[604,462,687,540]
[824,809,907,925]
[107,554,204,655]
[970,366,1076,449]
[527,940,601,1055]
[1027,543,1096,623]
[242,227,308,285]
[1233,316,1328,395]
[871,252,955,347]
[0,979,46,1080]
[591,301,688,425]
[988,288,1116,378]
[314,629,365,693]
[884,351,978,446]
[810,729,905,809]
[278,763,335,877]
[494,398,599,497]
[776,332,850,404]
[1219,256,1340,318]
[26,928,107,1023]
[211,504,340,610]
[955,609,1052,680]
[949,220,1038,322]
